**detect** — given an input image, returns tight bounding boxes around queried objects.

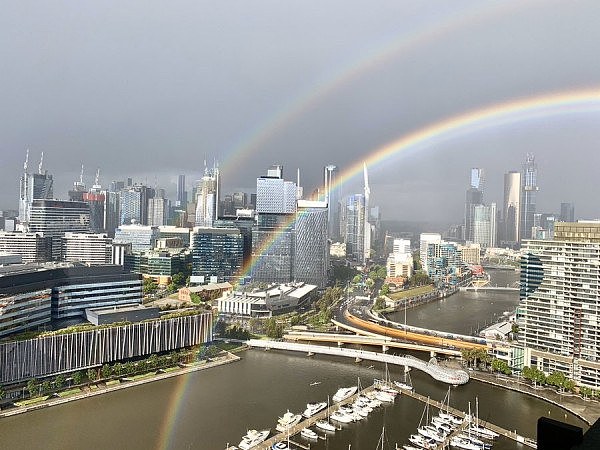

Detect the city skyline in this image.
[2,1,600,221]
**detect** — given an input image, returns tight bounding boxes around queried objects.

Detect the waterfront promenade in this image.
[0,352,240,418]
[468,370,600,426]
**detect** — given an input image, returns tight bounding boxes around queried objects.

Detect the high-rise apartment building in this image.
[520,154,539,241]
[419,233,441,272]
[519,221,600,387]
[119,188,142,225]
[294,200,328,287]
[502,171,521,246]
[472,203,497,248]
[83,182,106,233]
[343,194,367,263]
[256,165,297,214]
[148,196,168,227]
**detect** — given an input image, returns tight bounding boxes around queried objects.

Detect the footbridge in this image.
[459,286,519,292]
[284,331,462,357]
[247,339,470,385]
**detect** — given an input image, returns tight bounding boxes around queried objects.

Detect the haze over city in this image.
[2,0,600,222]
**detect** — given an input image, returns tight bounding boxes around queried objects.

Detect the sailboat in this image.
[394,368,413,391]
[468,397,499,439]
[315,395,336,432]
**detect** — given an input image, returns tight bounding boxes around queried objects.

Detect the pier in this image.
[229,384,377,450]
[399,389,537,449]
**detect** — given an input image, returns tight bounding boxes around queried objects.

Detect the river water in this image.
[0,270,589,450]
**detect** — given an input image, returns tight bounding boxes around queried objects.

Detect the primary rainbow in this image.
[154,87,600,449]
[236,86,600,281]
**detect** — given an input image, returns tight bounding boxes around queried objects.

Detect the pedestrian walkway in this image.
[468,370,600,426]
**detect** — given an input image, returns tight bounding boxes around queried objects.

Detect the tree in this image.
[87,368,98,381]
[265,318,283,339]
[40,381,52,394]
[72,371,84,385]
[290,314,302,326]
[147,354,159,370]
[409,271,431,287]
[27,379,39,397]
[113,363,124,377]
[373,297,386,311]
[352,275,362,284]
[214,320,227,336]
[171,272,185,287]
[380,284,391,296]
[143,278,158,295]
[54,374,66,390]
[101,364,113,379]
[189,293,202,304]
[205,345,220,359]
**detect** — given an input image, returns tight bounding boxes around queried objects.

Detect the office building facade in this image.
[294,200,328,287]
[62,232,113,265]
[191,227,243,283]
[114,224,160,253]
[0,231,52,263]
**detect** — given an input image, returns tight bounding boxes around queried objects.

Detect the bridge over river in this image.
[247,339,470,385]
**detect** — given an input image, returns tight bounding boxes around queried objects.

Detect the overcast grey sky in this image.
[2,0,600,222]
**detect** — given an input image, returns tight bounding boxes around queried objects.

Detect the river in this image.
[0,270,589,450]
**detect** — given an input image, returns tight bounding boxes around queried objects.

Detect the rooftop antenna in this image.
[363,162,370,201]
[24,148,29,172]
[94,168,100,186]
[38,151,44,174]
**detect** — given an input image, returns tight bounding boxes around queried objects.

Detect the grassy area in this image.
[128,372,156,381]
[162,366,181,373]
[215,342,243,351]
[15,395,50,407]
[106,380,121,387]
[388,284,434,301]
[57,388,82,398]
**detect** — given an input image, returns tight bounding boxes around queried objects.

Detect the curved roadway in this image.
[334,296,487,351]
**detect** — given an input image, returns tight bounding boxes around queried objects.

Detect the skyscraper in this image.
[560,202,575,222]
[472,203,497,248]
[251,166,297,283]
[18,151,54,226]
[464,168,484,242]
[195,165,220,227]
[343,194,366,263]
[520,154,539,240]
[362,162,372,262]
[176,174,187,208]
[502,171,521,246]
[294,200,328,287]
[519,221,600,388]
[324,165,340,241]
[148,196,168,227]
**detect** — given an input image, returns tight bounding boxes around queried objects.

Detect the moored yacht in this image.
[332,386,357,402]
[275,411,302,433]
[302,401,327,418]
[300,428,319,440]
[315,419,336,432]
[238,429,270,450]
[330,410,354,423]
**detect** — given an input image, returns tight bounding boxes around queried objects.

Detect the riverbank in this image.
[468,370,600,426]
[0,351,240,419]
